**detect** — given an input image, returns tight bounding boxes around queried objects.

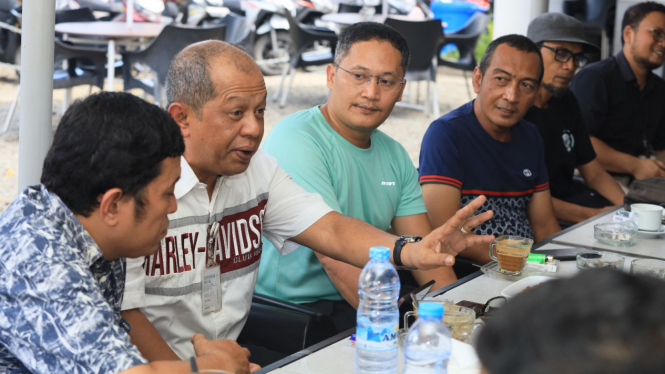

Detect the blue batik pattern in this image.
[0,185,147,373]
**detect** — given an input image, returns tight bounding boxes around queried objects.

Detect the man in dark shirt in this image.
[570,1,665,182]
[525,13,625,224]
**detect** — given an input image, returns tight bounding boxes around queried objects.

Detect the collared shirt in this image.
[570,51,665,157]
[0,185,147,374]
[122,152,333,359]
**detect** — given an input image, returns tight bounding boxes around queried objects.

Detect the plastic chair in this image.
[273,10,337,108]
[55,7,97,24]
[122,24,226,106]
[223,12,253,50]
[2,20,108,133]
[337,2,382,14]
[236,293,338,360]
[53,38,107,91]
[437,12,491,100]
[384,17,444,117]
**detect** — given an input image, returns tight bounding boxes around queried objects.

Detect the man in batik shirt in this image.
[0,92,253,374]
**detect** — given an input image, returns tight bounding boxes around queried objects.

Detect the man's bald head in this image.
[165,40,260,115]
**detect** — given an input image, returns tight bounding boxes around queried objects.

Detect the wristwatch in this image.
[393,235,422,270]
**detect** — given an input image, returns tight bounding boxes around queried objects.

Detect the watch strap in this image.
[393,235,421,270]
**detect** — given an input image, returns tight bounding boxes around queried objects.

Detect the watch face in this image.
[401,235,422,243]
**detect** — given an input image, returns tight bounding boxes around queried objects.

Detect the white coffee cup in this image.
[629,204,664,231]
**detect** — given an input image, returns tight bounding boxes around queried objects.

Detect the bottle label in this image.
[355,323,399,351]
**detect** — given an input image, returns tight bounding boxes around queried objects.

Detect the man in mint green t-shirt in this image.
[255,22,457,332]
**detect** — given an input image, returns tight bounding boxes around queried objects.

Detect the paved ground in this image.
[0,65,473,212]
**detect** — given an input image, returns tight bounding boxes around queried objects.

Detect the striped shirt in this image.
[419,101,549,239]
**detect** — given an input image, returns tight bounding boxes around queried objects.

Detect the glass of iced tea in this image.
[489,235,534,276]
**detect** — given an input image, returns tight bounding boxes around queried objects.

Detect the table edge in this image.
[253,327,355,374]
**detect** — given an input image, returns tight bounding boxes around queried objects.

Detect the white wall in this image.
[493,0,549,39]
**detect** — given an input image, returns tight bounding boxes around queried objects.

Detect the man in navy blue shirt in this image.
[419,35,561,263]
[0,92,253,374]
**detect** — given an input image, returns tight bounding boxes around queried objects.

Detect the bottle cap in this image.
[369,246,390,260]
[417,302,444,319]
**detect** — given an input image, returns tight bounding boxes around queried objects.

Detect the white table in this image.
[548,209,665,260]
[435,243,641,305]
[266,337,481,374]
[257,211,653,374]
[54,22,165,91]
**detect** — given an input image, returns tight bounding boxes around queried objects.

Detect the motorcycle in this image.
[0,0,20,69]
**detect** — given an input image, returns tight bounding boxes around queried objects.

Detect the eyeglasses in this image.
[641,27,665,43]
[541,45,589,68]
[334,64,405,92]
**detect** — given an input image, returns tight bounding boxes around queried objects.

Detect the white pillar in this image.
[493,0,549,40]
[18,1,55,190]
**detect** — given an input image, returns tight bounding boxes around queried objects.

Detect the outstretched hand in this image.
[401,195,495,270]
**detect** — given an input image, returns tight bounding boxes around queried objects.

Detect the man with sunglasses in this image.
[255,22,458,333]
[524,13,625,224]
[570,1,665,184]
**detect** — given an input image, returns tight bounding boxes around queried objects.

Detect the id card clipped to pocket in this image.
[202,222,222,315]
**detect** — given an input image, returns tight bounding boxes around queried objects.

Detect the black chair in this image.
[2,13,108,132]
[55,7,96,24]
[53,38,107,91]
[337,3,382,14]
[223,12,253,50]
[273,10,337,108]
[122,24,226,105]
[236,293,338,361]
[437,12,491,100]
[384,17,444,117]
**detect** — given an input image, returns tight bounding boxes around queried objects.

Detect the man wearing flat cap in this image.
[525,13,625,225]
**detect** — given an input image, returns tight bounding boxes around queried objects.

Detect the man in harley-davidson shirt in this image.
[121,40,496,363]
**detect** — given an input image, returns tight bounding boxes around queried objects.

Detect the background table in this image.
[54,22,165,91]
[547,208,665,260]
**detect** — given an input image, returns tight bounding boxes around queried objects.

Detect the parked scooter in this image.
[0,0,20,69]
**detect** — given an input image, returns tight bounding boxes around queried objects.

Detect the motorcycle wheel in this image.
[254,31,291,76]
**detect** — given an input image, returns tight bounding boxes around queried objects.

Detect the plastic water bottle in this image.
[402,302,452,374]
[355,246,400,374]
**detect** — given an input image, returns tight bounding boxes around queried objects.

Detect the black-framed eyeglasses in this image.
[641,27,665,43]
[541,45,589,68]
[334,64,405,92]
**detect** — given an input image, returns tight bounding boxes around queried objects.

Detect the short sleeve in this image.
[263,123,343,214]
[395,146,427,217]
[570,68,609,136]
[261,158,334,256]
[0,260,147,374]
[418,119,464,190]
[569,94,597,166]
[121,256,146,310]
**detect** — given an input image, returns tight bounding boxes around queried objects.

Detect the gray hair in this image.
[165,40,256,115]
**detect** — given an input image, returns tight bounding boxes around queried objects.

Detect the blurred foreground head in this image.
[477,269,665,374]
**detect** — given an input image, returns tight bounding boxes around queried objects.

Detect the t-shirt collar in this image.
[174,156,201,199]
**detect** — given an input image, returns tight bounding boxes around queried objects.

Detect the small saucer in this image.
[480,261,548,281]
[638,225,665,238]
